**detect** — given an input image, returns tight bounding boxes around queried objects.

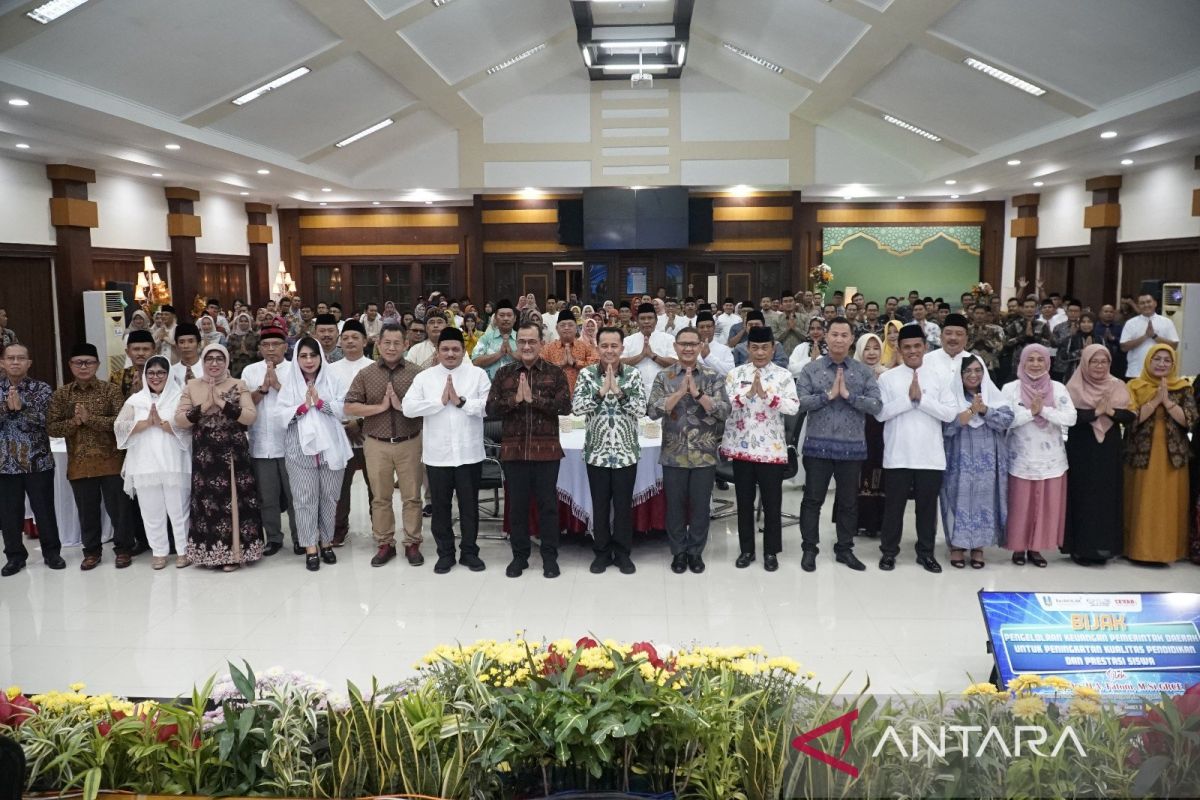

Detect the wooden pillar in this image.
[792,191,818,292]
[46,164,98,365]
[165,186,202,320]
[1009,193,1039,291]
[467,194,485,304]
[245,202,273,307]
[1083,175,1121,310]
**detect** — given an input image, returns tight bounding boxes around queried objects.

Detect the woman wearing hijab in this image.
[276,337,352,571]
[115,356,191,570]
[1063,344,1134,565]
[880,320,903,370]
[225,312,259,379]
[174,343,264,571]
[381,301,401,325]
[580,317,599,349]
[941,355,1014,568]
[197,315,225,349]
[786,317,828,378]
[834,333,887,537]
[1001,344,1077,567]
[1059,311,1103,384]
[1123,344,1198,565]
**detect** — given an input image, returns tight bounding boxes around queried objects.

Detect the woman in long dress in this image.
[174,343,264,571]
[276,337,351,572]
[115,356,192,570]
[1123,344,1198,565]
[1001,344,1077,567]
[941,355,1013,568]
[225,312,259,379]
[1063,344,1133,565]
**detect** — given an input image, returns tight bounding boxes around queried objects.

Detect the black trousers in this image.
[70,475,133,557]
[880,468,943,559]
[504,460,561,562]
[335,448,374,539]
[732,460,785,556]
[800,457,861,555]
[587,463,636,558]
[427,462,481,559]
[663,465,715,557]
[0,471,62,562]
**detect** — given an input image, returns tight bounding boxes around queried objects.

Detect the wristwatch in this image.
[456,396,467,408]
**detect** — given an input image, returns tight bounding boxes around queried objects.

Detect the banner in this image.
[979,590,1200,699]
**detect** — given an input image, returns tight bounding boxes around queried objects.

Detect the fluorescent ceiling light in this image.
[26,0,91,24]
[677,44,686,67]
[239,191,249,196]
[1100,130,1118,139]
[882,114,942,142]
[8,98,29,107]
[321,187,332,192]
[335,118,393,148]
[723,42,784,74]
[164,143,180,150]
[372,201,381,205]
[962,57,1046,96]
[842,195,853,200]
[582,46,592,67]
[949,194,959,199]
[257,168,271,174]
[600,41,669,49]
[1120,158,1133,165]
[231,66,310,106]
[15,143,30,149]
[319,202,327,206]
[1033,181,1044,187]
[431,0,454,6]
[602,65,668,73]
[944,179,956,185]
[151,172,163,177]
[487,43,546,75]
[1007,159,1021,165]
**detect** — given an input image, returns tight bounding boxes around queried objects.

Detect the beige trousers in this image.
[363,436,424,547]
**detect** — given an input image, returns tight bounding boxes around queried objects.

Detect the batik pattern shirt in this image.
[719,362,801,464]
[572,363,645,469]
[646,364,731,468]
[46,380,125,479]
[966,323,1005,372]
[0,376,54,474]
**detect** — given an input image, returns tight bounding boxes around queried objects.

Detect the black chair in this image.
[710,410,803,523]
[476,418,508,540]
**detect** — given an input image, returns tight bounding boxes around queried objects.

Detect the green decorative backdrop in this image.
[822,226,981,302]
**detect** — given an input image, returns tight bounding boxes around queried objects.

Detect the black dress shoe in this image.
[735,552,755,569]
[687,554,705,574]
[801,552,817,572]
[506,557,528,578]
[671,554,688,574]
[422,503,433,518]
[433,555,456,574]
[460,553,486,572]
[263,542,283,557]
[543,560,560,579]
[44,555,66,570]
[917,555,942,574]
[305,553,320,572]
[763,554,779,572]
[836,552,866,571]
[1,560,25,577]
[293,544,305,555]
[615,554,636,575]
[320,547,337,565]
[589,554,611,574]
[878,555,896,571]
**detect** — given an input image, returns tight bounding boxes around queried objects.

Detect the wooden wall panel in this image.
[1118,240,1200,298]
[0,249,58,385]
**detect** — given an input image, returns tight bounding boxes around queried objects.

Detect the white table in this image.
[23,439,113,548]
[554,427,662,530]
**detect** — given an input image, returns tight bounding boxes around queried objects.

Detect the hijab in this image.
[197,315,222,346]
[381,301,401,323]
[1127,342,1190,408]
[952,354,1008,428]
[197,342,231,384]
[123,356,184,424]
[581,317,599,347]
[117,356,190,493]
[1017,343,1055,428]
[1066,343,1131,443]
[881,320,904,367]
[853,333,886,376]
[230,312,253,336]
[275,339,352,470]
[128,310,150,331]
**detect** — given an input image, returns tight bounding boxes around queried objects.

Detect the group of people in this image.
[0,282,1197,580]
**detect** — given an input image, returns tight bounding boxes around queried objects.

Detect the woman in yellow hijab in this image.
[880,319,904,369]
[1123,343,1197,564]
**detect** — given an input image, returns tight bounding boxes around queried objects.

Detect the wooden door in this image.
[0,255,58,385]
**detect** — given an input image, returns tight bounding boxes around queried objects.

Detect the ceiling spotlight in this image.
[896,195,906,200]
[944,179,957,185]
[1120,158,1133,165]
[882,114,941,142]
[372,201,381,205]
[949,194,959,199]
[7,98,29,107]
[257,168,270,174]
[151,172,163,177]
[1007,159,1021,166]
[319,202,327,206]
[14,143,30,149]
[164,143,181,150]
[1033,181,1044,187]
[239,191,249,196]
[321,187,332,192]
[1100,130,1118,139]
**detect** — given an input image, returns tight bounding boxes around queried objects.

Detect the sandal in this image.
[970,549,985,569]
[1028,551,1047,568]
[222,564,240,573]
[1011,551,1026,566]
[950,549,966,569]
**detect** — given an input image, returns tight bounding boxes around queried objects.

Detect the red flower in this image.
[0,693,37,728]
[631,641,664,669]
[575,636,599,649]
[155,722,179,743]
[192,732,201,749]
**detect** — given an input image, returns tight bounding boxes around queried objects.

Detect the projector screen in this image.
[583,187,689,250]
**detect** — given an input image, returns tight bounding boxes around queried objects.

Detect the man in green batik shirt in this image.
[646,326,731,576]
[966,304,1006,375]
[572,326,646,576]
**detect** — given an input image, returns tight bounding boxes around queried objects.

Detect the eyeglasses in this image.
[675,340,700,348]
[69,359,98,367]
[203,355,226,363]
[145,370,169,378]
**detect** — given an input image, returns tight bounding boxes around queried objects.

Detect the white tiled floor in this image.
[4,482,1197,698]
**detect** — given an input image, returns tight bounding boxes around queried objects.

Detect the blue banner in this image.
[979,591,1200,699]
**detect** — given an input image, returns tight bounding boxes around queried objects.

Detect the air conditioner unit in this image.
[1162,282,1200,377]
[83,290,126,381]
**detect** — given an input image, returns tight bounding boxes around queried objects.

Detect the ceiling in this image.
[0,0,1197,206]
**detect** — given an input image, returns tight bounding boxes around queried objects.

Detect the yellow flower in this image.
[963,682,1001,696]
[68,682,86,692]
[1012,696,1047,720]
[1043,676,1073,692]
[1067,698,1101,718]
[764,656,800,675]
[4,686,20,700]
[1007,674,1044,695]
[1072,685,1100,701]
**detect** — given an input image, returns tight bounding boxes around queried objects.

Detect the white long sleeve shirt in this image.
[715,312,741,345]
[1001,380,1076,480]
[401,361,491,467]
[241,359,294,459]
[621,330,678,395]
[875,362,958,470]
[699,339,735,377]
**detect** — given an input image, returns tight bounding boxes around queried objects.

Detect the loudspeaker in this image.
[688,197,714,244]
[557,199,583,246]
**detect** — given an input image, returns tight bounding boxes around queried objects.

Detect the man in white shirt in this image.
[875,326,957,573]
[656,298,686,336]
[714,298,740,345]
[405,310,446,368]
[620,302,678,394]
[695,311,734,377]
[905,303,941,351]
[1120,292,1179,378]
[328,320,376,547]
[359,303,383,356]
[168,324,202,387]
[241,326,299,556]
[541,296,560,342]
[401,327,491,574]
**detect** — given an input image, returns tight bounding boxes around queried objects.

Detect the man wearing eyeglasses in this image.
[0,343,65,576]
[47,343,135,570]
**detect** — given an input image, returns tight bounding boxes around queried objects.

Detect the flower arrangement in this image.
[970,280,994,300]
[810,262,834,293]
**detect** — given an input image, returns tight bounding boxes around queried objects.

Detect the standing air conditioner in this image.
[83,290,126,381]
[1161,283,1200,378]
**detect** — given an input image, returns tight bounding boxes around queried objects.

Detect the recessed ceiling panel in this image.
[693,0,870,82]
[591,0,676,26]
[6,0,340,117]
[680,72,789,142]
[931,0,1200,106]
[311,109,455,176]
[364,0,424,19]
[397,0,574,85]
[855,48,1071,151]
[482,74,591,144]
[210,55,417,158]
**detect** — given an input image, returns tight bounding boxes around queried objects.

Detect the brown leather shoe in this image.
[80,554,101,571]
[370,544,396,567]
[115,553,133,569]
[404,544,424,566]
[331,532,347,547]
